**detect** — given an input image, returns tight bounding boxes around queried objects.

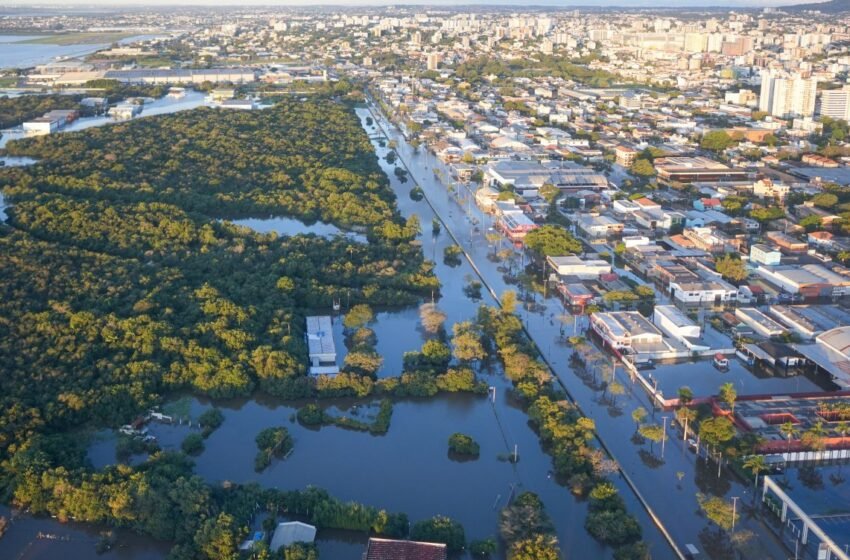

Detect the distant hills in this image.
[784,0,850,13]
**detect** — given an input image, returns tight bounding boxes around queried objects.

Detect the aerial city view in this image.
[2,0,850,559]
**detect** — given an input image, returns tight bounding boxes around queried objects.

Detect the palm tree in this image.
[743,455,767,491]
[780,421,798,452]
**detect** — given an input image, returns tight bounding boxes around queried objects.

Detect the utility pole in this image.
[661,416,669,459]
[731,496,739,533]
[717,450,723,478]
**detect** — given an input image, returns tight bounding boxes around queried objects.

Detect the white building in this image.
[22,117,59,135]
[668,279,739,307]
[270,522,316,552]
[306,315,339,375]
[750,244,781,266]
[759,70,817,118]
[547,255,612,279]
[652,304,710,352]
[735,307,787,337]
[590,311,665,354]
[818,85,850,121]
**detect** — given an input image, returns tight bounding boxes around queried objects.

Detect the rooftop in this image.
[364,538,447,560]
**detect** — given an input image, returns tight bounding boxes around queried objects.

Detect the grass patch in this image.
[17,32,136,46]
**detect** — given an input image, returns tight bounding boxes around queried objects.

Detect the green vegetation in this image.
[455,55,622,87]
[476,301,647,556]
[448,432,480,457]
[410,515,466,552]
[17,32,137,45]
[715,253,748,283]
[0,93,84,129]
[181,433,205,456]
[700,130,737,152]
[254,426,293,471]
[523,224,582,258]
[444,244,463,266]
[499,492,560,559]
[198,408,225,438]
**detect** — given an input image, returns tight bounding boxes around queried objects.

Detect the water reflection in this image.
[230,216,368,244]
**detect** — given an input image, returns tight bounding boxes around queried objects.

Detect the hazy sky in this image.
[0,0,829,6]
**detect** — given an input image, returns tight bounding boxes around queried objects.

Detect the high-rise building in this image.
[759,70,817,118]
[426,52,441,71]
[818,85,850,121]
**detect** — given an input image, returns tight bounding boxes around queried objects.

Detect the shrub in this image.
[448,433,480,457]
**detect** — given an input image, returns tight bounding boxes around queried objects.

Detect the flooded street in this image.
[360,101,793,560]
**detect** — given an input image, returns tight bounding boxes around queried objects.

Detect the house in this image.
[547,255,612,279]
[557,282,596,307]
[752,178,790,201]
[750,244,781,266]
[306,315,339,375]
[363,538,447,560]
[109,103,142,119]
[270,522,316,552]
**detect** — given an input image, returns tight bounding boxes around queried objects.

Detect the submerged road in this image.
[363,98,793,560]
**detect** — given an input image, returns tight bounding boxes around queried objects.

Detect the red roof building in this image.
[363,538,447,560]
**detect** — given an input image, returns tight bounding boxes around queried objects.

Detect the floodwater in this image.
[362,100,797,559]
[646,358,824,400]
[230,216,368,244]
[0,34,158,70]
[3,98,668,560]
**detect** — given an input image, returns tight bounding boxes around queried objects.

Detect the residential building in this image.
[818,85,850,121]
[759,69,817,118]
[615,145,638,167]
[750,244,782,266]
[574,214,624,239]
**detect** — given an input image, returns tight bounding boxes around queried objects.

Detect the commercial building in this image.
[547,255,612,279]
[668,279,739,307]
[652,304,709,351]
[306,315,339,375]
[735,307,787,338]
[756,263,850,298]
[793,326,850,388]
[654,156,751,183]
[105,68,257,85]
[590,311,665,354]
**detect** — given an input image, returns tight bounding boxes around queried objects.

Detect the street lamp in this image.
[661,415,669,459]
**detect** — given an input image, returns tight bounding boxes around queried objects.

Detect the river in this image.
[0,34,161,70]
[363,99,794,560]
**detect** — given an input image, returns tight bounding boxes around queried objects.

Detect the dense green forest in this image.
[0,96,440,557]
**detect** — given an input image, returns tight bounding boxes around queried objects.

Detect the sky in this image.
[0,0,834,6]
